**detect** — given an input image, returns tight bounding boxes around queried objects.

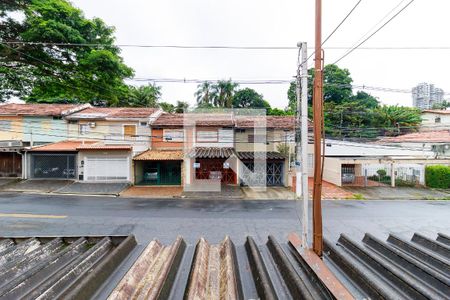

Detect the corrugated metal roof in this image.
[0,235,136,300]
[188,147,236,158]
[2,232,448,299]
[133,150,184,161]
[325,232,450,299]
[237,151,286,160]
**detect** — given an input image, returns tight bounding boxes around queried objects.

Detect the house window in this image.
[197,130,218,142]
[163,129,184,142]
[123,125,136,137]
[0,120,12,131]
[140,121,147,126]
[435,117,441,123]
[248,134,267,143]
[79,124,90,135]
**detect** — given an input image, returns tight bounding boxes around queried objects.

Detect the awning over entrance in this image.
[133,150,184,161]
[237,152,286,160]
[188,147,235,159]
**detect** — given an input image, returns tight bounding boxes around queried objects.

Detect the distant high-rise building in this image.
[412,83,444,110]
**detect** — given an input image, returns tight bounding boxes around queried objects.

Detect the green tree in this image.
[373,105,422,135]
[195,81,214,107]
[212,79,238,108]
[353,91,379,108]
[127,84,161,107]
[159,102,175,113]
[174,100,189,113]
[232,88,269,109]
[287,64,353,111]
[0,0,133,104]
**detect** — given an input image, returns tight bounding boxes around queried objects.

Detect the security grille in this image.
[30,154,76,179]
[241,161,283,186]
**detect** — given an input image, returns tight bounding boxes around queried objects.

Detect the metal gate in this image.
[241,161,283,186]
[195,159,236,184]
[0,152,21,177]
[30,154,76,179]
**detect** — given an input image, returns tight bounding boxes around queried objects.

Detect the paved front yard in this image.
[55,182,129,196]
[343,186,450,200]
[120,186,183,198]
[2,179,73,193]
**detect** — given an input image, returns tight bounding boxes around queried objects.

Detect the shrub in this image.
[376,169,387,177]
[425,165,450,188]
[395,178,416,187]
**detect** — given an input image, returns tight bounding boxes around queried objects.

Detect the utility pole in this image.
[312,0,324,256]
[296,42,309,248]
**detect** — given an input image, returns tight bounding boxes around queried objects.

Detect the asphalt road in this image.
[0,192,448,245]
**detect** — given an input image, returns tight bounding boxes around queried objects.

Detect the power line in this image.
[323,0,364,45]
[0,42,125,98]
[4,41,450,51]
[333,0,416,64]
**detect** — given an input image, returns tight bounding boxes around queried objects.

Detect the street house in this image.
[235,116,295,186]
[63,107,162,183]
[133,113,185,186]
[0,103,88,178]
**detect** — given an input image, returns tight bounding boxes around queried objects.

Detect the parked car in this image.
[342,173,355,184]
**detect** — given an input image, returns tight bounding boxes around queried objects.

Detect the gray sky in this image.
[72,0,449,109]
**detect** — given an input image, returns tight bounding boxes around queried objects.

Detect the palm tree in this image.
[174,101,189,113]
[195,81,214,107]
[375,105,422,135]
[130,83,161,107]
[212,79,238,108]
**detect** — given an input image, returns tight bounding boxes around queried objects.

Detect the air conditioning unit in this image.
[89,122,96,128]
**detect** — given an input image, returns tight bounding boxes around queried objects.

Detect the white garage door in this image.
[85,156,129,181]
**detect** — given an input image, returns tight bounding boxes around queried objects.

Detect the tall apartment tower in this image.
[412,83,444,110]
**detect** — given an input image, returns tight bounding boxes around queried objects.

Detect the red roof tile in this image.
[28,140,97,152]
[152,113,184,127]
[378,130,450,143]
[0,104,85,116]
[235,116,307,129]
[67,107,159,119]
[76,143,132,151]
[152,113,234,127]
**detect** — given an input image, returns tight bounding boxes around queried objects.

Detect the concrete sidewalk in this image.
[343,186,450,200]
[242,187,295,200]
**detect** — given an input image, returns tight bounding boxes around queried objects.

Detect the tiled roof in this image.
[152,113,235,127]
[379,130,450,143]
[235,115,310,129]
[28,140,96,152]
[422,109,450,115]
[0,103,86,116]
[76,143,132,151]
[153,113,305,129]
[152,113,184,126]
[189,147,236,158]
[237,151,286,160]
[133,149,184,160]
[0,235,136,299]
[66,107,159,119]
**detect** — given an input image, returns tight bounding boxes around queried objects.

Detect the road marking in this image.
[0,213,67,219]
